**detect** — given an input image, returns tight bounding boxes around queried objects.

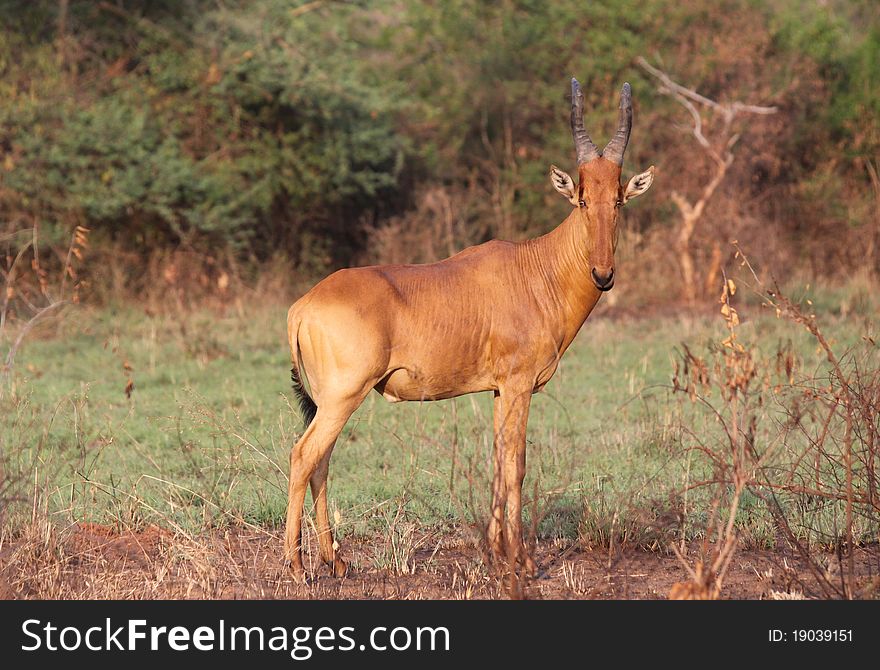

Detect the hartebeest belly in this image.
[282,78,654,583]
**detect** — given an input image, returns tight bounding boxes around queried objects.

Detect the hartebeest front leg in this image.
[487,391,507,560]
[490,386,537,577]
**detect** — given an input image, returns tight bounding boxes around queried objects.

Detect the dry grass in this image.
[4,516,877,600]
[3,227,879,599]
[664,250,880,599]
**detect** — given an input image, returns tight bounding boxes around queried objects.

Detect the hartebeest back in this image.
[284,78,654,581]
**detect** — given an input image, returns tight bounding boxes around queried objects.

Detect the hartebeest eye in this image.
[578,199,586,208]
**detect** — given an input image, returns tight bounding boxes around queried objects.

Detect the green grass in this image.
[1,281,877,548]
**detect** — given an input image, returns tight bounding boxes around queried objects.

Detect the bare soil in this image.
[1,523,877,600]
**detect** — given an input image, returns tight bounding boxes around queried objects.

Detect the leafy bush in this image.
[0,0,877,287]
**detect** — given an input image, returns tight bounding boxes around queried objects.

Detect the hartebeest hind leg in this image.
[309,450,347,577]
[489,387,537,577]
[285,401,361,582]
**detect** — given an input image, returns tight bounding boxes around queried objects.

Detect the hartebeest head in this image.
[550,78,654,291]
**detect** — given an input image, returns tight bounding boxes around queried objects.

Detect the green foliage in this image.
[1,1,407,259]
[773,0,880,158]
[0,0,878,275]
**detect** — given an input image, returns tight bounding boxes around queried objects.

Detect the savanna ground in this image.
[2,275,878,599]
[1,0,879,602]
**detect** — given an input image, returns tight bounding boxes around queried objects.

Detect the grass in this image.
[1,279,877,552]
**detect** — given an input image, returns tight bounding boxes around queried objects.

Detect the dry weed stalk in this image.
[670,244,879,599]
[669,275,777,598]
[733,244,879,598]
[1,223,89,387]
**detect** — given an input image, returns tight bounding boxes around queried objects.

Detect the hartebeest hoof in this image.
[329,557,348,578]
[284,559,308,584]
[487,540,505,564]
[523,553,538,577]
[490,541,537,578]
[509,551,537,578]
[504,542,538,578]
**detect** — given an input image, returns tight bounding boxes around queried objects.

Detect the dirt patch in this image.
[1,524,877,599]
[67,523,172,566]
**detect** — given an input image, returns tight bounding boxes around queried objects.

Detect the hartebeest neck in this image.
[520,208,605,342]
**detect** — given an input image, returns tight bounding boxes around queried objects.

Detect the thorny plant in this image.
[669,274,778,598]
[736,245,879,599]
[669,245,879,599]
[1,223,89,530]
[1,223,89,385]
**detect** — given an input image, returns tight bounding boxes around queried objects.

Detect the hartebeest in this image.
[284,78,654,581]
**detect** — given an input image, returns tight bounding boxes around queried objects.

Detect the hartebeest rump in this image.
[284,78,654,581]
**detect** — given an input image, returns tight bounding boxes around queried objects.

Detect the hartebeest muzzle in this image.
[591,267,614,291]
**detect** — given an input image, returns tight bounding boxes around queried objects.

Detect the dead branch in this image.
[2,300,66,376]
[290,1,327,17]
[637,57,777,303]
[0,236,34,333]
[637,57,777,122]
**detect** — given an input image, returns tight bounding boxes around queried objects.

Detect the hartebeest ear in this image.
[550,165,579,206]
[623,166,655,203]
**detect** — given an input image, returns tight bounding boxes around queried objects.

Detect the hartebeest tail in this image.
[282,77,655,583]
[290,365,316,428]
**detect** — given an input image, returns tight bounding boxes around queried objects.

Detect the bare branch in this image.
[290,1,327,18]
[636,57,777,303]
[637,57,777,117]
[670,190,693,218]
[0,240,34,333]
[671,90,711,149]
[2,300,67,376]
[731,101,779,116]
[637,57,723,111]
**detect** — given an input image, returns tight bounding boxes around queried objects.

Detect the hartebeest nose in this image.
[591,267,614,291]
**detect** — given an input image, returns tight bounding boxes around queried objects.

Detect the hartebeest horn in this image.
[602,82,632,166]
[570,78,600,165]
